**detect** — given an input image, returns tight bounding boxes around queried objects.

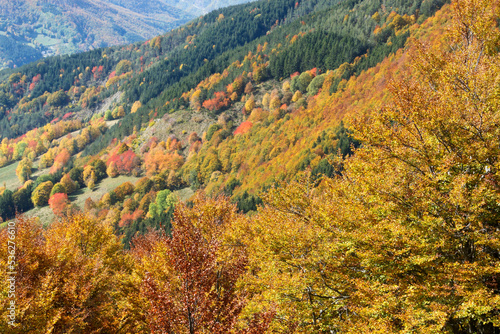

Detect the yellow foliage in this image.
[131,101,142,114]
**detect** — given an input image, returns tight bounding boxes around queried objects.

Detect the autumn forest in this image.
[0,0,499,332]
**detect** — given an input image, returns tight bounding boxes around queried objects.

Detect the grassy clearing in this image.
[70,175,142,209]
[0,161,21,191]
[0,157,52,192]
[2,176,194,228]
[35,34,61,46]
[31,158,50,179]
[21,175,141,225]
[23,206,56,226]
[106,119,120,128]
[174,187,195,202]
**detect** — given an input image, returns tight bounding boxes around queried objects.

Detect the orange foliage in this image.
[119,209,144,228]
[49,193,70,217]
[202,91,229,111]
[144,142,184,176]
[182,4,453,197]
[135,193,274,333]
[234,121,253,135]
[50,148,71,174]
[106,142,141,176]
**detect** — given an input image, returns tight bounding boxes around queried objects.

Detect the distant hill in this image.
[172,0,254,15]
[0,0,252,69]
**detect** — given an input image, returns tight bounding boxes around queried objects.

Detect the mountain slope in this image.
[0,0,253,69]
[1,0,499,332]
[0,0,449,230]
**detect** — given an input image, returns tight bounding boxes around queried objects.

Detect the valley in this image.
[0,0,253,69]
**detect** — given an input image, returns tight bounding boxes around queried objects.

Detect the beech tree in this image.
[116,59,132,75]
[244,81,253,94]
[244,95,255,112]
[269,95,281,110]
[13,185,33,213]
[131,101,142,114]
[134,193,273,334]
[147,189,176,221]
[46,90,69,107]
[106,161,119,178]
[144,143,184,177]
[291,90,302,102]
[60,174,78,194]
[107,150,140,176]
[306,74,325,95]
[341,0,500,330]
[16,158,32,183]
[50,148,70,174]
[239,0,500,332]
[293,72,313,92]
[50,183,66,197]
[0,215,128,333]
[0,189,15,221]
[49,193,70,217]
[114,182,134,201]
[202,91,229,112]
[31,181,53,207]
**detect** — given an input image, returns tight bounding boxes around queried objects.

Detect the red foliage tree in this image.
[49,193,70,217]
[119,212,134,228]
[107,150,141,175]
[120,209,145,228]
[234,121,253,135]
[135,194,274,333]
[202,91,229,111]
[62,112,73,120]
[50,148,71,174]
[92,66,104,80]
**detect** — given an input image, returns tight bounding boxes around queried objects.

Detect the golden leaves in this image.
[234,0,500,332]
[0,214,128,333]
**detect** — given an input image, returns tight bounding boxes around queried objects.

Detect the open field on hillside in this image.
[21,178,194,225]
[0,161,21,191]
[70,175,194,208]
[18,176,141,224]
[0,157,52,192]
[70,175,142,209]
[174,187,195,202]
[23,205,55,226]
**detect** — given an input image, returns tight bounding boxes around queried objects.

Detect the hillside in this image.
[2,0,500,332]
[0,0,448,226]
[0,0,253,69]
